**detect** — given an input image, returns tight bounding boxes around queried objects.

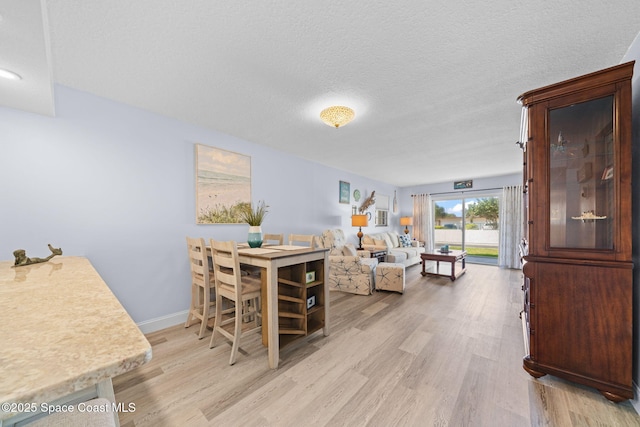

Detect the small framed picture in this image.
[339,181,350,204]
[454,180,473,190]
[306,295,316,309]
[306,271,316,283]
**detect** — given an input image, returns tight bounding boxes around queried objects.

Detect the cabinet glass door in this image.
[548,95,614,249]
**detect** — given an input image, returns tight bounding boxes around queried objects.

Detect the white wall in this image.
[0,85,524,331]
[397,173,522,220]
[0,85,400,328]
[434,230,499,246]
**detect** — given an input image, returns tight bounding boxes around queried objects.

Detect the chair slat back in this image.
[210,239,242,299]
[263,233,284,245]
[186,237,209,286]
[288,234,316,247]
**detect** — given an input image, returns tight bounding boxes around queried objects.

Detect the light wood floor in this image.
[113,264,640,426]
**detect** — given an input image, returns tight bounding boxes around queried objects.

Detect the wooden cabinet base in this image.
[522,356,633,403]
[522,357,545,378]
[599,391,631,404]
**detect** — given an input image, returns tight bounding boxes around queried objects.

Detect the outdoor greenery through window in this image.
[433,195,500,263]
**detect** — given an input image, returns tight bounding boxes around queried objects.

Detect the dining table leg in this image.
[260,268,268,347]
[267,265,279,369]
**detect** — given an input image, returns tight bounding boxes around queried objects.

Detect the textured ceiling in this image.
[2,1,640,186]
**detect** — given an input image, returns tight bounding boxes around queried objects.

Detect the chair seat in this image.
[218,276,261,296]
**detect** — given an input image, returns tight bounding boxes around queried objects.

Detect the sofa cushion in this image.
[388,232,400,248]
[343,243,357,256]
[321,229,346,250]
[362,235,375,246]
[374,238,389,248]
[381,233,394,249]
[399,234,412,247]
[386,251,407,263]
[397,247,420,258]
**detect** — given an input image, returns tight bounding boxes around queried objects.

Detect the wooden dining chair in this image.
[288,234,316,247]
[263,233,284,245]
[209,239,262,365]
[185,237,216,339]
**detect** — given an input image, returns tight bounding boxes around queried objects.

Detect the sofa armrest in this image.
[411,241,424,247]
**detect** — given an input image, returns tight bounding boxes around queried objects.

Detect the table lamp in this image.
[400,216,413,234]
[352,214,368,249]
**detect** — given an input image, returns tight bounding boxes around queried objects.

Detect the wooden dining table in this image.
[0,256,152,427]
[213,244,330,369]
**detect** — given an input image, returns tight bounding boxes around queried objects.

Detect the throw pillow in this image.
[374,238,391,249]
[388,232,400,248]
[382,233,394,249]
[399,234,412,247]
[343,243,357,257]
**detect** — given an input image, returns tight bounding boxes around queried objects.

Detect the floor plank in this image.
[113,263,640,426]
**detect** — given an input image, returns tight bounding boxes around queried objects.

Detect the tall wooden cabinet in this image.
[518,61,634,402]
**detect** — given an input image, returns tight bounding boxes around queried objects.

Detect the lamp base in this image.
[357,228,364,250]
[404,227,409,234]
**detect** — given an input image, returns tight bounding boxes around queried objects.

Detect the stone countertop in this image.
[0,256,152,420]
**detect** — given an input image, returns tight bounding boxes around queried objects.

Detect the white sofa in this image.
[362,231,425,267]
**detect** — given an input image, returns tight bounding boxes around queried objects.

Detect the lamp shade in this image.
[400,217,413,226]
[320,106,355,128]
[352,214,368,227]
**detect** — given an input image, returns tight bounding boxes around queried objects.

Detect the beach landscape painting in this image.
[195,144,251,224]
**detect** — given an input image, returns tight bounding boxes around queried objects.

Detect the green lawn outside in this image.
[448,245,498,258]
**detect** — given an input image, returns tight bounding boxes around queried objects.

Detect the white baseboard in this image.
[136,310,188,334]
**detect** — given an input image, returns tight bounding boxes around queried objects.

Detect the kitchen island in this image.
[0,256,151,426]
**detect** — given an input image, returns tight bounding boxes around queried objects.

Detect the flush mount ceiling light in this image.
[0,68,22,80]
[319,105,355,128]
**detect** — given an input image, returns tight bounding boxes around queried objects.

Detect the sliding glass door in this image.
[434,198,464,249]
[433,193,500,264]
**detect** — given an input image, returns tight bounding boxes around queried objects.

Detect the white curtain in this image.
[498,185,523,269]
[413,193,434,251]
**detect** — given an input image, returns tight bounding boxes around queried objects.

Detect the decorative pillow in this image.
[374,238,390,249]
[362,235,375,245]
[388,232,400,248]
[399,234,412,247]
[382,233,394,249]
[343,243,357,256]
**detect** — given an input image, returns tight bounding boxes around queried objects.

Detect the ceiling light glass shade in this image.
[0,68,22,80]
[320,106,355,128]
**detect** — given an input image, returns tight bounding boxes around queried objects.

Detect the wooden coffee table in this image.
[420,250,467,281]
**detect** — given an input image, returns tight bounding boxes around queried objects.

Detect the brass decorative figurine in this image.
[13,244,63,266]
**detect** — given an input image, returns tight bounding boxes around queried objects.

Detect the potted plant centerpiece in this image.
[240,200,268,248]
